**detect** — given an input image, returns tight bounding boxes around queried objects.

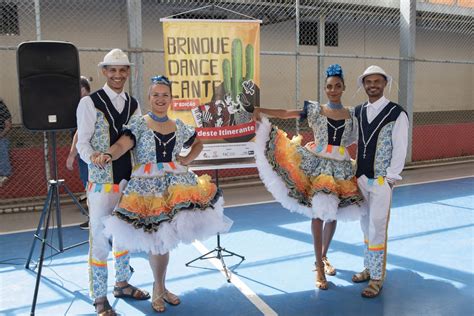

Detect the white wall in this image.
[0,1,472,124]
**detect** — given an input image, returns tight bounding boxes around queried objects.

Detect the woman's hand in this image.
[91,152,112,169]
[304,141,316,151]
[252,108,262,122]
[176,155,190,166]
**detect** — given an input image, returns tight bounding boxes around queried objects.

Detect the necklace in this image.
[359,104,397,159]
[327,102,343,110]
[148,111,169,122]
[154,132,176,157]
[327,119,345,142]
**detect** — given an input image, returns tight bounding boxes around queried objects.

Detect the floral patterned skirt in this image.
[103,167,232,255]
[255,117,364,221]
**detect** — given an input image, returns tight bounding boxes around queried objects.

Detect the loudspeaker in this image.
[17,41,81,131]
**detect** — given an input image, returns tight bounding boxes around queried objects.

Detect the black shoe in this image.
[79,221,89,230]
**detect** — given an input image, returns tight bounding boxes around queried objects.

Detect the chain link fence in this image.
[0,0,472,211]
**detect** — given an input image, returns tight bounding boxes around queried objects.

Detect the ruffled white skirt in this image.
[103,196,232,255]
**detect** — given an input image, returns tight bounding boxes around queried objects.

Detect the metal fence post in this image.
[127,0,144,109]
[34,0,41,41]
[34,0,51,185]
[399,0,416,163]
[295,0,300,133]
[317,11,326,103]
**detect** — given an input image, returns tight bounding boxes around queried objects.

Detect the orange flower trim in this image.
[118,175,217,218]
[336,177,360,198]
[311,175,359,199]
[273,129,311,198]
[119,193,170,217]
[167,175,217,207]
[310,174,338,195]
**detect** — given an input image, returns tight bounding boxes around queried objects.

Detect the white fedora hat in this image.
[98,48,133,67]
[357,65,392,88]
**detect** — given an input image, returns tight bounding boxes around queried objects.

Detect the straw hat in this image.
[357,65,392,88]
[98,48,133,67]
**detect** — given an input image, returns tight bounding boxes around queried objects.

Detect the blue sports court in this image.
[1,176,472,315]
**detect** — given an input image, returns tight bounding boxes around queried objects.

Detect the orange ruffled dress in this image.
[103,116,232,255]
[255,101,364,221]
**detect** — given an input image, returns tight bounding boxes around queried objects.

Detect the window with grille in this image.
[299,21,338,47]
[325,22,338,47]
[1,2,19,36]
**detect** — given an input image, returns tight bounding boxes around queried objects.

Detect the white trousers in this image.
[87,180,131,299]
[357,175,393,280]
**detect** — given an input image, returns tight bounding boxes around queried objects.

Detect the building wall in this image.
[0,1,472,124]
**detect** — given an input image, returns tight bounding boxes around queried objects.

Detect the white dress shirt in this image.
[76,84,141,164]
[364,96,409,182]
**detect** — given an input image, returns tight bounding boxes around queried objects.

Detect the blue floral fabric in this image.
[123,172,198,196]
[374,121,395,178]
[304,101,355,147]
[368,249,385,280]
[114,252,132,282]
[298,147,354,180]
[124,116,196,165]
[89,112,114,183]
[89,264,108,299]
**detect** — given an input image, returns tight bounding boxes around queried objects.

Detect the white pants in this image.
[357,175,393,280]
[87,180,131,299]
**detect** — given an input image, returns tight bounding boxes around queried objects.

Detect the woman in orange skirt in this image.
[253,64,363,290]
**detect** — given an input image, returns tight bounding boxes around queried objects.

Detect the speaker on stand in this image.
[17,40,88,315]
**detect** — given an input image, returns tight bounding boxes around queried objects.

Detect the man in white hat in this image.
[76,48,149,315]
[351,65,409,298]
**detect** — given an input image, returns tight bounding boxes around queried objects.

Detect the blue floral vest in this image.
[88,89,138,184]
[355,101,406,178]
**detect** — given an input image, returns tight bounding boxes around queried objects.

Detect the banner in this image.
[162,19,260,160]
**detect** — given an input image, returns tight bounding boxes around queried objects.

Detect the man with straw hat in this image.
[76,48,149,315]
[351,65,409,298]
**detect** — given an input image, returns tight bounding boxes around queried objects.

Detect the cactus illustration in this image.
[222,39,254,103]
[231,39,243,101]
[245,44,254,81]
[223,59,231,96]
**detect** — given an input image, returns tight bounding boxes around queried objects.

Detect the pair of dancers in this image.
[254,63,408,298]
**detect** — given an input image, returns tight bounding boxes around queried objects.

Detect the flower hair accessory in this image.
[151,75,171,85]
[325,64,344,79]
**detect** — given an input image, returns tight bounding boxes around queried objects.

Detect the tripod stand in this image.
[185,167,246,282]
[24,131,88,315]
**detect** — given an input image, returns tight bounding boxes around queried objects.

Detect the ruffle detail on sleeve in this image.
[121,129,137,149]
[183,131,197,149]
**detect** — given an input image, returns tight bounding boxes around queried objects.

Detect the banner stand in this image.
[186,161,256,282]
[161,4,261,22]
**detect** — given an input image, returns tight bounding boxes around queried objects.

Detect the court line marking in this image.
[394,175,473,187]
[226,200,277,209]
[0,223,83,235]
[192,240,278,316]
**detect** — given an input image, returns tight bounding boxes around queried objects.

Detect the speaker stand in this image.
[24,131,88,315]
